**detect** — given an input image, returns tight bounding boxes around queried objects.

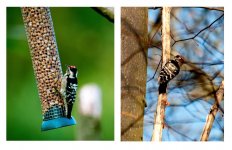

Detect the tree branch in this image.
[152,7,171,141]
[199,7,224,12]
[172,14,224,46]
[161,7,171,64]
[92,7,114,23]
[200,80,224,141]
[148,7,162,10]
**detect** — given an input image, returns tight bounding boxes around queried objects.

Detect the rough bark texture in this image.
[121,7,148,141]
[200,80,224,141]
[152,7,171,141]
[22,7,65,119]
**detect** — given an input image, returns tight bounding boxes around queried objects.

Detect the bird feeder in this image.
[21,7,76,131]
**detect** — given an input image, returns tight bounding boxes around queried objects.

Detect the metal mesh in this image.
[43,104,66,121]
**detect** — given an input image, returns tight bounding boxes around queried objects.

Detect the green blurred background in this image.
[7,7,114,140]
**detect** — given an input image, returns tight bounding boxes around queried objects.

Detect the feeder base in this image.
[41,116,76,131]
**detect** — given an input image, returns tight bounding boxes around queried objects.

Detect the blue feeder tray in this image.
[41,116,76,131]
[41,104,76,131]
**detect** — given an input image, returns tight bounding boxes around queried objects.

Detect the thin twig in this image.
[200,80,224,141]
[148,7,162,10]
[198,7,224,12]
[172,14,224,46]
[146,57,162,82]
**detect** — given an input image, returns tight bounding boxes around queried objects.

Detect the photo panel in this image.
[7,7,114,140]
[121,7,224,141]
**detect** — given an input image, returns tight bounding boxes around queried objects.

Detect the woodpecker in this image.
[60,65,78,119]
[158,55,184,94]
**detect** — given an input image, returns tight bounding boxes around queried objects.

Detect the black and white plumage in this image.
[158,55,184,94]
[60,65,78,119]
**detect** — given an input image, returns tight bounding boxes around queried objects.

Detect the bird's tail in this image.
[67,104,73,119]
[159,83,167,94]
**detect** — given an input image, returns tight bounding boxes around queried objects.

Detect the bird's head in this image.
[67,65,78,78]
[174,55,184,66]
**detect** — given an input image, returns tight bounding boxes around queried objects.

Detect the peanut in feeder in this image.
[21,7,76,131]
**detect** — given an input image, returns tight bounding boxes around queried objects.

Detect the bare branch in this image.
[152,7,171,141]
[200,80,224,141]
[199,7,224,12]
[161,7,171,64]
[148,11,162,47]
[92,7,114,23]
[172,14,224,46]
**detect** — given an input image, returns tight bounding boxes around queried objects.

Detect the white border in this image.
[0,5,6,143]
[2,0,229,7]
[1,0,231,150]
[114,6,121,142]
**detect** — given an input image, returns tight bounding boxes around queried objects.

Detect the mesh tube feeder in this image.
[22,7,76,131]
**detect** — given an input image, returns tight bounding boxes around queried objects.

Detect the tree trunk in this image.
[121,7,148,141]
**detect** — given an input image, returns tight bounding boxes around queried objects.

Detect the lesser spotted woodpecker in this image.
[158,55,184,94]
[60,65,78,119]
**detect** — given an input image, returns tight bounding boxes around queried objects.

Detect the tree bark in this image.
[152,7,171,141]
[121,7,148,141]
